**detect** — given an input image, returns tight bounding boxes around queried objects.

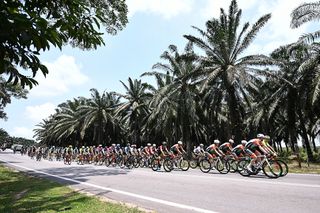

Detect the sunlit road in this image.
[1,150,320,213]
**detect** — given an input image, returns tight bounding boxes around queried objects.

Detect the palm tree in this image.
[78,89,118,146]
[51,98,87,146]
[142,43,203,154]
[184,0,271,142]
[115,78,152,146]
[258,43,318,160]
[291,1,320,42]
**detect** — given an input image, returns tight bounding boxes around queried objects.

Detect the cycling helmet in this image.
[178,141,183,145]
[112,143,116,146]
[82,146,85,148]
[229,139,234,144]
[264,135,270,140]
[99,144,102,147]
[69,145,72,147]
[241,140,247,145]
[127,143,130,146]
[162,141,167,145]
[153,144,156,147]
[257,133,265,138]
[200,144,204,147]
[147,143,151,146]
[132,144,136,147]
[214,139,220,144]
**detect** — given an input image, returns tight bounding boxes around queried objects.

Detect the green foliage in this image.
[0,165,141,213]
[0,0,128,88]
[0,128,10,144]
[0,76,28,119]
[10,137,35,147]
[184,0,271,142]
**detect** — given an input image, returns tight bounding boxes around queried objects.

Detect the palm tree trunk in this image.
[278,141,283,152]
[288,90,298,153]
[311,135,318,153]
[297,107,314,162]
[223,75,243,143]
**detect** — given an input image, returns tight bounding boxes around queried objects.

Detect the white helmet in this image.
[147,143,151,146]
[178,141,183,145]
[153,144,156,147]
[229,139,234,144]
[214,139,220,144]
[241,140,247,145]
[257,133,265,138]
[200,144,204,147]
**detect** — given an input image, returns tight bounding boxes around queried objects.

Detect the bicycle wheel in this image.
[179,159,190,171]
[105,158,110,167]
[237,159,250,176]
[151,158,161,171]
[277,159,289,177]
[134,158,140,168]
[189,159,198,169]
[228,159,238,173]
[199,159,211,173]
[216,159,230,174]
[262,160,282,178]
[163,159,174,172]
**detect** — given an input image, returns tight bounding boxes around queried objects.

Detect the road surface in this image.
[0,150,319,213]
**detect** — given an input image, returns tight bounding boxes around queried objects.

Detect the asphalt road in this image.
[1,150,319,213]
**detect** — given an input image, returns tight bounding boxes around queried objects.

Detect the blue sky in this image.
[0,0,316,140]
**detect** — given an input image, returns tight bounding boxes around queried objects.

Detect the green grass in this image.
[288,162,320,174]
[0,165,144,213]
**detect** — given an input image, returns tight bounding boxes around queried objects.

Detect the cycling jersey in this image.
[206,144,219,156]
[170,144,182,155]
[231,144,245,157]
[193,146,204,154]
[219,142,232,154]
[158,145,169,155]
[140,147,149,155]
[245,139,261,152]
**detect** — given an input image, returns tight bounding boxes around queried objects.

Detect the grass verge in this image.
[0,165,144,213]
[288,162,320,174]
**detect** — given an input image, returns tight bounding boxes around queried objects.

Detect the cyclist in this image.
[206,140,224,159]
[142,143,151,156]
[131,144,139,156]
[245,134,270,172]
[170,141,186,157]
[158,141,170,157]
[193,144,205,158]
[219,139,234,155]
[231,140,247,160]
[261,135,277,157]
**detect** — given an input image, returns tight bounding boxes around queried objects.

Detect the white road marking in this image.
[0,159,218,213]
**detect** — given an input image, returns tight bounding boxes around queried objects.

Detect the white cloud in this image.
[30,55,89,97]
[200,0,315,55]
[127,0,194,19]
[11,127,35,140]
[25,102,56,123]
[248,0,312,53]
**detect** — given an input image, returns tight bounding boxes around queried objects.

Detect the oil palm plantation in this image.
[184,0,271,142]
